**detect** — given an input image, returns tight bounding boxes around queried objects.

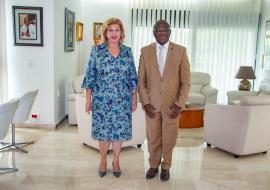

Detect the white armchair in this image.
[187,72,218,105]
[204,96,270,158]
[227,70,270,105]
[75,95,146,150]
[67,75,84,125]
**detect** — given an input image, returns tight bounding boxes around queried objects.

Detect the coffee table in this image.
[179,106,204,128]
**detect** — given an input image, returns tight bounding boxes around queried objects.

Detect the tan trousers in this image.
[146,109,179,170]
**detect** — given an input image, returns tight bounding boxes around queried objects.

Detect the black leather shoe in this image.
[146,168,158,179]
[98,170,107,177]
[160,169,170,181]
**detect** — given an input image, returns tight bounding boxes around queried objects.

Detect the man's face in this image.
[153,22,171,45]
[24,17,30,26]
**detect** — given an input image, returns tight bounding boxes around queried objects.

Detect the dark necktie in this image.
[26,26,29,34]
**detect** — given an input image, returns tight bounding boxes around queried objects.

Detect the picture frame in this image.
[12,6,43,46]
[76,22,83,41]
[93,22,103,45]
[265,20,270,54]
[262,54,270,70]
[64,8,75,52]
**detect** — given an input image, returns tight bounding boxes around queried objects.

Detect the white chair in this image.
[188,72,218,106]
[204,95,270,158]
[0,89,38,153]
[0,99,19,173]
[227,70,270,105]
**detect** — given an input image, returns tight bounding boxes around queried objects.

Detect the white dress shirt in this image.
[20,24,36,39]
[156,41,169,76]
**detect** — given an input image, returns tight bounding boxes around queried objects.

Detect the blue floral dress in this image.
[81,43,137,141]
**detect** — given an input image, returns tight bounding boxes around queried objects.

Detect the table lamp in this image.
[235,66,256,91]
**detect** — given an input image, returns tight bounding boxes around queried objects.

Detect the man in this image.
[138,20,190,181]
[20,16,36,39]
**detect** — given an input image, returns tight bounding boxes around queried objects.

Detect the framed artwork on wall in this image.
[76,22,83,41]
[64,8,75,52]
[12,6,43,46]
[93,22,103,45]
[265,20,270,54]
[263,54,270,70]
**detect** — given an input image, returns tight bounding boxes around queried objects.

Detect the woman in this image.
[81,18,137,178]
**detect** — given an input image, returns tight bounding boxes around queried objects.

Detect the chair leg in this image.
[0,124,33,153]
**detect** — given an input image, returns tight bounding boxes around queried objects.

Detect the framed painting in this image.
[263,54,270,70]
[93,22,103,45]
[265,20,270,54]
[65,8,75,52]
[76,22,83,41]
[12,6,43,46]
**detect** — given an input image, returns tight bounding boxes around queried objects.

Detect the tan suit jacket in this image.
[138,42,190,111]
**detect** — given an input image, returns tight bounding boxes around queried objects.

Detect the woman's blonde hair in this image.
[101,18,125,44]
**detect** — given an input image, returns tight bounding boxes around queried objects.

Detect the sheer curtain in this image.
[129,0,260,104]
[0,0,7,104]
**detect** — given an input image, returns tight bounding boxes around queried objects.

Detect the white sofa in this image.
[204,95,270,157]
[187,72,218,106]
[68,72,218,125]
[75,95,146,150]
[227,70,270,105]
[67,74,84,125]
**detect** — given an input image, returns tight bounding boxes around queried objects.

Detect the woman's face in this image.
[106,24,121,44]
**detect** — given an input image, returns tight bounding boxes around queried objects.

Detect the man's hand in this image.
[168,104,181,119]
[144,104,157,118]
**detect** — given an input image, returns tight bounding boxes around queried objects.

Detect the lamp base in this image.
[238,79,251,91]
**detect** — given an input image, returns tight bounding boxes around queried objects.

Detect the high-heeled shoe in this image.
[98,170,107,177]
[98,163,107,177]
[112,162,121,178]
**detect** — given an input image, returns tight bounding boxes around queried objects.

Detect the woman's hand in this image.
[85,100,91,114]
[132,92,137,112]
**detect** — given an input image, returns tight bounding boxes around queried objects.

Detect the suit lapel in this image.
[161,42,174,79]
[150,43,161,78]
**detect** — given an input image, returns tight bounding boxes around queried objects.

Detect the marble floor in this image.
[1,120,270,190]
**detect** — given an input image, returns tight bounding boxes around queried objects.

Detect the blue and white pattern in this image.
[82,43,137,141]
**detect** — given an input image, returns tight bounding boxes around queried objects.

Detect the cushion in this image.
[239,96,270,106]
[190,84,202,93]
[187,93,205,105]
[73,75,84,93]
[191,72,210,86]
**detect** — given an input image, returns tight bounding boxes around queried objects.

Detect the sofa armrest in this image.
[227,90,259,105]
[204,104,250,152]
[67,81,75,94]
[201,85,218,104]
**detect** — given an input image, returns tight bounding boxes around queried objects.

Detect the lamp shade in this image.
[235,66,256,79]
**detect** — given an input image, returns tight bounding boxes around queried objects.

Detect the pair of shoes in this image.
[98,170,107,177]
[112,162,121,178]
[146,168,158,179]
[160,169,170,181]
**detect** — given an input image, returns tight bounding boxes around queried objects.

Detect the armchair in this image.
[187,72,218,105]
[204,96,270,157]
[227,70,270,105]
[67,74,84,125]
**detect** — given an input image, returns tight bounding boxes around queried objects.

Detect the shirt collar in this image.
[156,41,169,49]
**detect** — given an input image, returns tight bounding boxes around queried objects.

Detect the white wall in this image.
[5,0,55,126]
[54,0,83,125]
[79,0,130,73]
